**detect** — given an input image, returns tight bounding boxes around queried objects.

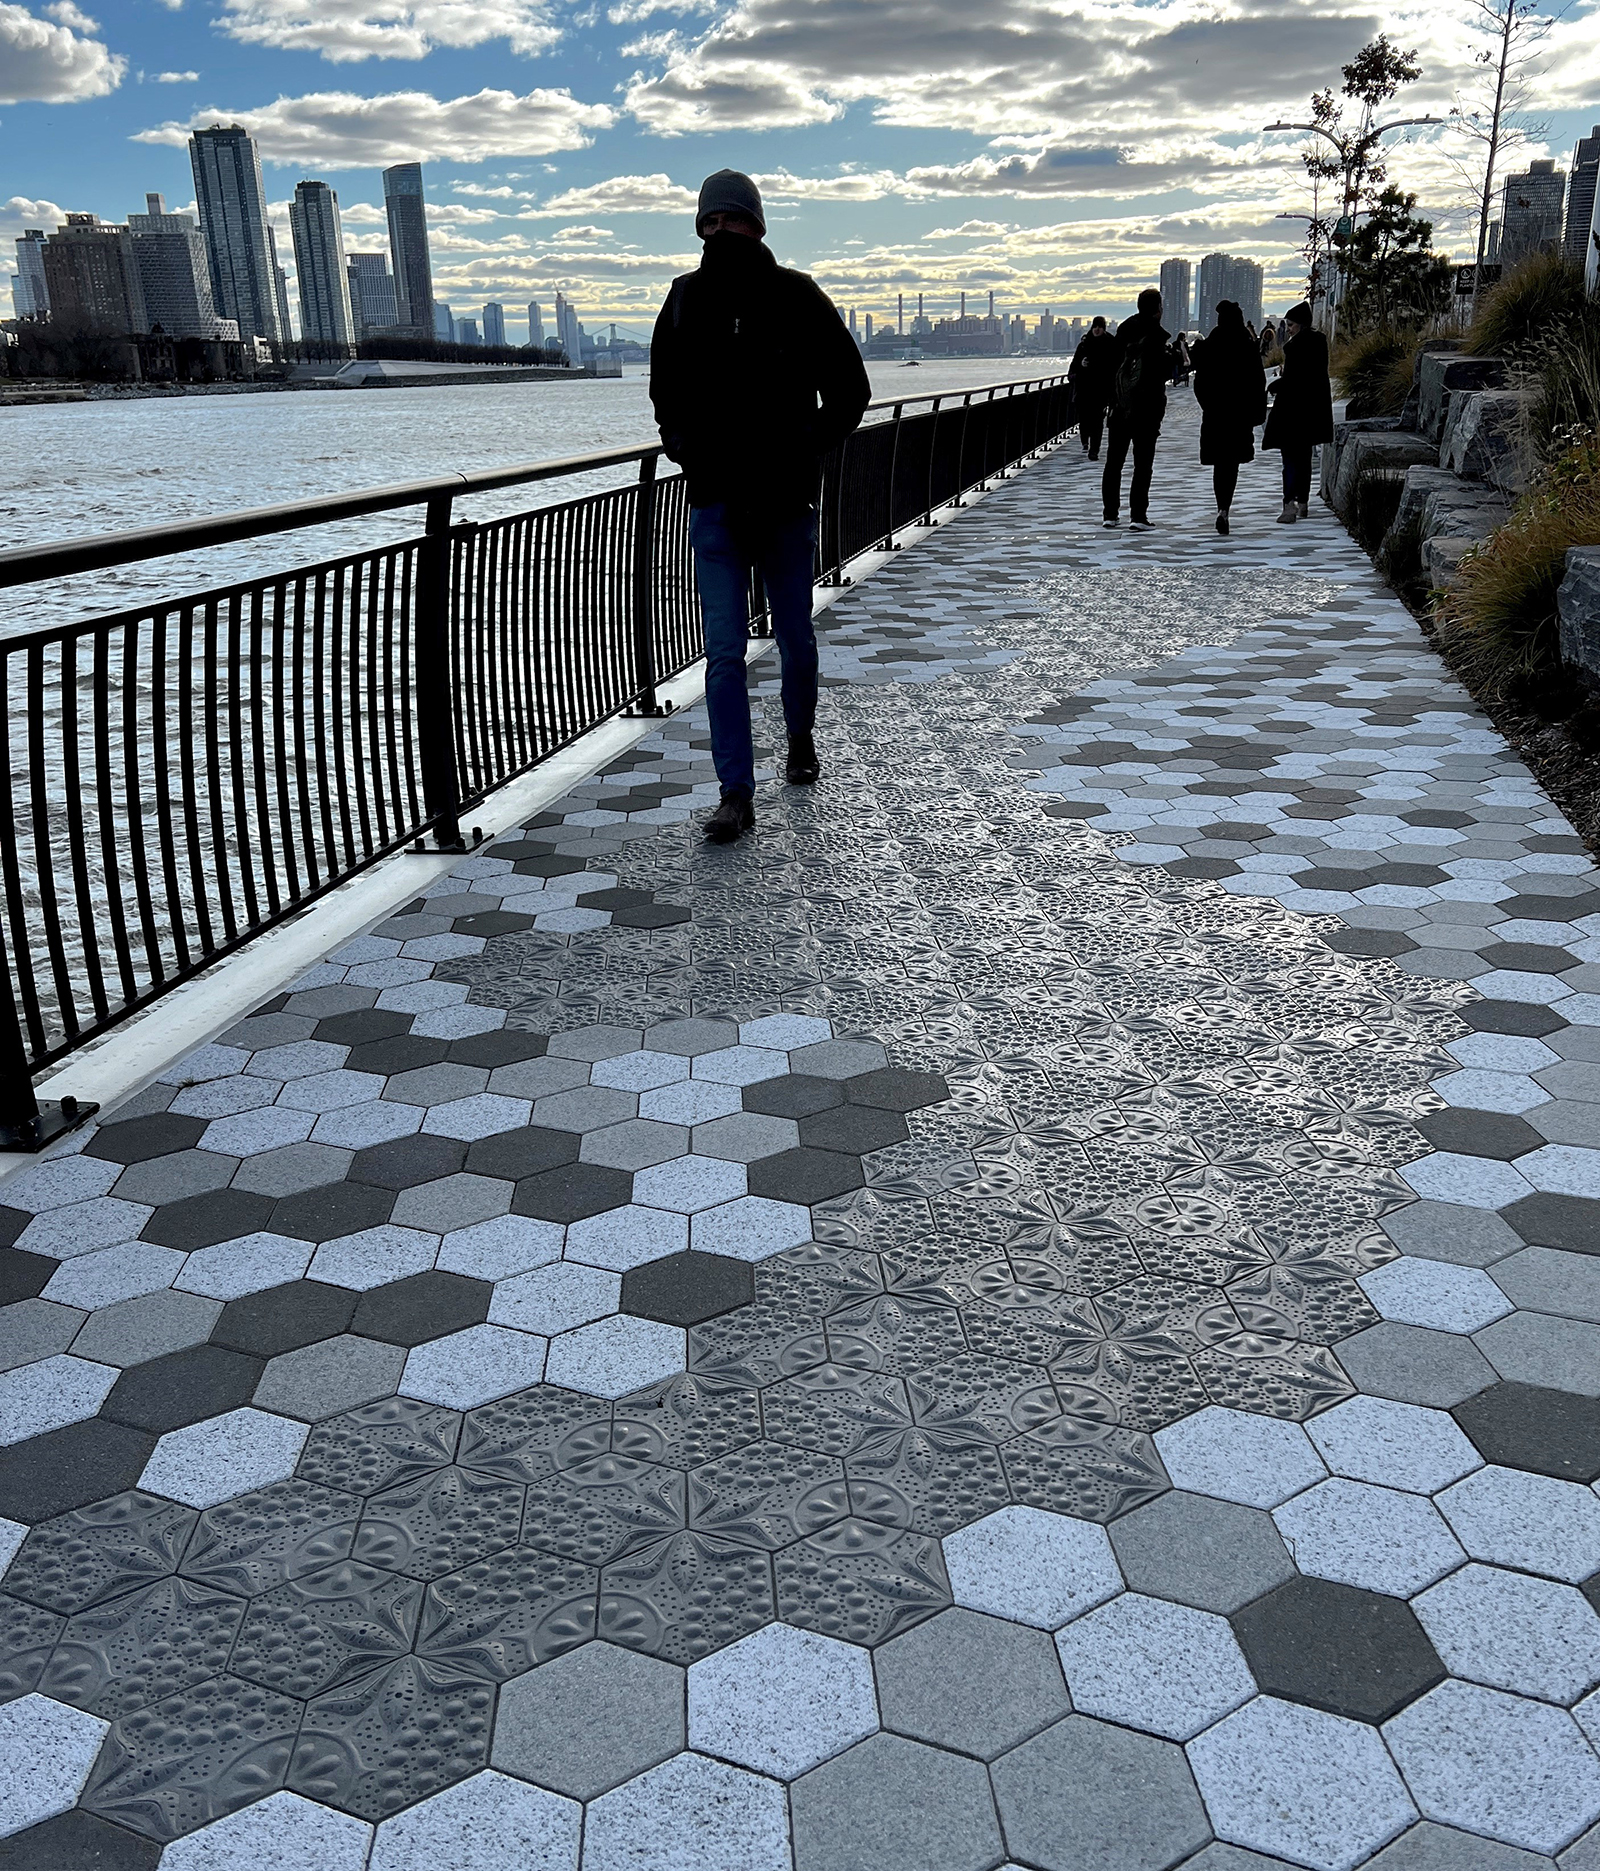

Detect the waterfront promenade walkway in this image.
[4,398,1600,1870]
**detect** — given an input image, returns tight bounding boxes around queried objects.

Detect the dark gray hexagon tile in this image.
[522,1453,685,1565]
[79,1672,304,1842]
[415,1544,597,1680]
[1231,1574,1446,1724]
[597,1528,775,1663]
[3,1489,198,1614]
[179,1477,362,1595]
[231,1558,423,1698]
[455,1385,613,1484]
[775,1526,951,1646]
[0,1806,164,1869]
[39,1575,246,1719]
[295,1394,461,1495]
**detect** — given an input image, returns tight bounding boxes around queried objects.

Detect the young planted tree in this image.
[1338,186,1456,329]
[1447,0,1555,287]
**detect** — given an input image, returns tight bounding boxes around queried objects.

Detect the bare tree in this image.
[1449,0,1556,285]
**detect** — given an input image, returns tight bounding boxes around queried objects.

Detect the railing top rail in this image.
[0,372,1068,595]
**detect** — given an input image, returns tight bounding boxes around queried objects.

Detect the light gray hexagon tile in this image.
[691,1197,813,1262]
[1360,1259,1515,1334]
[542,1315,684,1398]
[41,1241,185,1310]
[307,1224,440,1289]
[1412,1564,1600,1705]
[581,1751,791,1871]
[687,1622,878,1779]
[1188,1696,1419,1871]
[942,1505,1122,1630]
[488,1262,620,1335]
[1304,1396,1483,1494]
[1154,1406,1328,1509]
[1384,1679,1600,1858]
[399,1323,548,1407]
[0,1353,118,1445]
[1273,1478,1467,1597]
[138,1406,308,1508]
[159,1790,373,1869]
[175,1231,314,1299]
[438,1214,564,1281]
[0,1693,110,1837]
[1437,1468,1600,1583]
[367,1770,580,1871]
[1055,1592,1256,1741]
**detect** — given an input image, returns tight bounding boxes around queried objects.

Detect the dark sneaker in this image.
[1102,516,1119,528]
[785,730,820,785]
[1216,510,1230,535]
[1130,517,1153,531]
[703,793,754,843]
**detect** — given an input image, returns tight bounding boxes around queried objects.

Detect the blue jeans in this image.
[690,503,818,799]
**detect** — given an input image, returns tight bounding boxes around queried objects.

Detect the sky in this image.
[2,0,1597,339]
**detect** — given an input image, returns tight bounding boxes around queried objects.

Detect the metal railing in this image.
[0,372,1073,1147]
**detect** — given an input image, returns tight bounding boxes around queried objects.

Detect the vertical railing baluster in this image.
[415,491,464,850]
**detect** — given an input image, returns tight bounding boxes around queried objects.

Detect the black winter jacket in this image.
[1069,329,1116,411]
[1263,327,1335,452]
[1193,327,1267,465]
[649,234,870,516]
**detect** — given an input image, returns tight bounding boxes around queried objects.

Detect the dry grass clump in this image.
[1332,327,1423,417]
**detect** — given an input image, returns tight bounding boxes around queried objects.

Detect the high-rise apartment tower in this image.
[288,180,354,346]
[189,124,283,342]
[383,163,434,336]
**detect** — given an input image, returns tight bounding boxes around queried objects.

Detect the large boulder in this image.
[1417,353,1505,443]
[1440,389,1532,497]
[1558,547,1600,687]
[1379,464,1509,583]
[1323,417,1399,506]
[1420,534,1479,590]
[1329,427,1439,521]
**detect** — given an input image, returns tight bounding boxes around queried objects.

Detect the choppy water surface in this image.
[1,358,1066,635]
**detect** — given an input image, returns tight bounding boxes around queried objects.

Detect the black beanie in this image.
[696,169,766,238]
[1286,301,1313,326]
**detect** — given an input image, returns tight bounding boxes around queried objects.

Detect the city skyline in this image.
[3,0,1598,334]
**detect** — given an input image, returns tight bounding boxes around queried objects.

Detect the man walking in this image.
[1101,288,1174,530]
[1068,315,1115,459]
[650,170,870,844]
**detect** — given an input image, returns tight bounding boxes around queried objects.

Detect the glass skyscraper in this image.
[189,124,283,343]
[383,163,434,337]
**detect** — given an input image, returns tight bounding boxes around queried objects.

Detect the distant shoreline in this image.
[0,368,619,408]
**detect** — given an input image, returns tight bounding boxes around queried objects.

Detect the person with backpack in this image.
[649,170,870,843]
[1068,315,1116,459]
[1193,299,1267,535]
[1262,301,1334,523]
[1101,287,1175,530]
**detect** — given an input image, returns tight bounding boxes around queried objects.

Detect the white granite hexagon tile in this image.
[367,1770,580,1871]
[1438,1467,1600,1583]
[1412,1563,1600,1705]
[1303,1395,1482,1494]
[1055,1592,1255,1741]
[400,1324,548,1408]
[1154,1406,1327,1509]
[581,1751,791,1871]
[139,1407,308,1508]
[158,1789,372,1869]
[687,1623,878,1780]
[942,1505,1122,1630]
[1272,1478,1466,1598]
[0,1694,109,1837]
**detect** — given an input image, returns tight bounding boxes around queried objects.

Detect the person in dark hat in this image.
[649,169,870,843]
[1192,299,1267,535]
[1262,301,1333,522]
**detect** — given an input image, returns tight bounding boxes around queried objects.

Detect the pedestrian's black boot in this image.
[703,791,754,843]
[1216,509,1230,535]
[785,730,820,785]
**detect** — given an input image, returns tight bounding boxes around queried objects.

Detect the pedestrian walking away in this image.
[1101,288,1174,530]
[1192,299,1267,536]
[1262,301,1334,523]
[649,168,870,844]
[1069,315,1115,460]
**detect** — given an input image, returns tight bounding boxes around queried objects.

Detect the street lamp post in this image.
[1262,114,1443,343]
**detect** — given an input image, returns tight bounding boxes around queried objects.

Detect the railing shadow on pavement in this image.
[0,373,1075,1150]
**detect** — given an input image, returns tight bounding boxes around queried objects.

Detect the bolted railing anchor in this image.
[410,825,483,855]
[0,1092,100,1155]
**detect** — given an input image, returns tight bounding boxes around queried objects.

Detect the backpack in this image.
[1113,342,1148,419]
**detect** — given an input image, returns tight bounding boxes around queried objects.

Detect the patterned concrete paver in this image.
[4,400,1600,1866]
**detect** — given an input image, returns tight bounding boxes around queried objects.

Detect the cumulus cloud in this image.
[520,172,699,216]
[0,0,124,104]
[0,193,65,237]
[154,68,198,80]
[216,0,558,61]
[134,87,614,165]
[607,0,712,18]
[620,0,1537,143]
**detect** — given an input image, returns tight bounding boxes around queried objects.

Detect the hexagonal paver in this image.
[874,1606,1068,1761]
[254,1335,406,1421]
[0,1356,119,1446]
[1452,1380,1600,1483]
[691,1113,801,1164]
[690,1196,812,1262]
[631,1156,746,1214]
[1383,1679,1600,1856]
[436,1214,564,1281]
[990,1714,1210,1871]
[789,1039,888,1080]
[351,1271,491,1346]
[399,1325,548,1408]
[1154,1407,1326,1508]
[642,1018,739,1057]
[1108,1490,1296,1615]
[306,1225,438,1292]
[1188,1697,1417,1870]
[1272,1479,1466,1598]
[621,1251,755,1327]
[942,1505,1121,1629]
[139,1407,308,1508]
[1359,1259,1514,1333]
[585,1752,789,1871]
[0,1693,110,1836]
[1412,1563,1600,1704]
[580,1120,689,1172]
[531,1088,638,1135]
[791,1732,1001,1871]
[1056,1593,1255,1741]
[688,1622,877,1778]
[1231,1575,1447,1724]
[491,1642,684,1799]
[1437,1465,1600,1582]
[157,1789,371,1869]
[542,1315,684,1398]
[590,1050,691,1093]
[488,1263,620,1336]
[564,1205,688,1272]
[1304,1395,1483,1495]
[367,1769,579,1871]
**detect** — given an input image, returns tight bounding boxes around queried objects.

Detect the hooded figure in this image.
[1262,300,1333,522]
[649,169,869,843]
[1069,315,1116,459]
[1193,299,1267,534]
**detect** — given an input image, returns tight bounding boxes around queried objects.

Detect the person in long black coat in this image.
[1262,301,1334,522]
[1192,300,1266,535]
[1068,316,1115,459]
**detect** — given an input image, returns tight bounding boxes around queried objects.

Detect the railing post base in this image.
[410,826,483,855]
[1,1095,99,1155]
[625,695,675,719]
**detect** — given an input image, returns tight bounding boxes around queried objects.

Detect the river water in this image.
[0,358,1067,636]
